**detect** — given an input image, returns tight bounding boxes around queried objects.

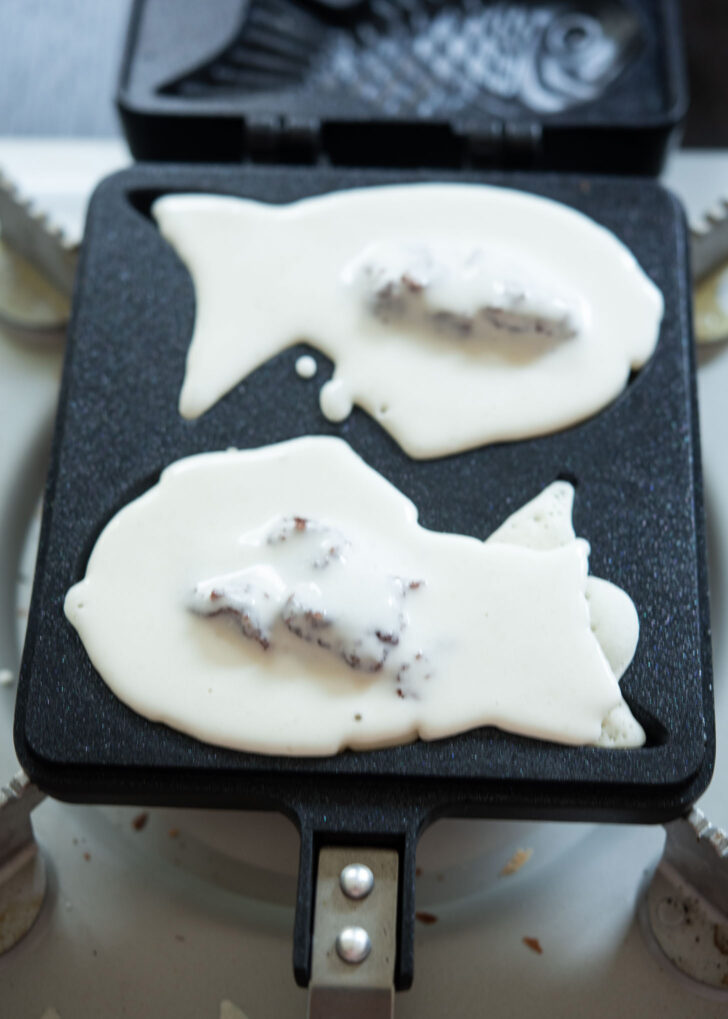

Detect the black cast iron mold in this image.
[14,164,713,991]
[117,0,687,173]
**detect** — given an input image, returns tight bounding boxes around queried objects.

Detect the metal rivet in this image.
[340,863,374,900]
[336,925,372,964]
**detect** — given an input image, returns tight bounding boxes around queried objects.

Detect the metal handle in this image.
[308,847,397,1018]
[292,793,423,994]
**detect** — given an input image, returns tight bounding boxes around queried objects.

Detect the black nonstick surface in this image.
[117,0,687,174]
[14,165,713,990]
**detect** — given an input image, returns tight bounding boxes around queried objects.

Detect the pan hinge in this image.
[463,119,542,167]
[245,116,321,163]
[308,846,398,1019]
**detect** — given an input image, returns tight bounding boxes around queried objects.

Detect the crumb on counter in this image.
[415,911,438,925]
[523,936,543,954]
[132,811,149,831]
[500,847,534,877]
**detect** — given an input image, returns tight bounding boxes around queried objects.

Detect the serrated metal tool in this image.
[0,769,47,955]
[691,198,728,344]
[640,808,728,998]
[0,168,78,336]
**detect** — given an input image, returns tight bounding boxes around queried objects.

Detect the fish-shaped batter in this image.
[153,183,663,459]
[65,437,644,755]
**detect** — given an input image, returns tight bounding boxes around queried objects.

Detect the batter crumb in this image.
[295,354,317,379]
[500,847,534,877]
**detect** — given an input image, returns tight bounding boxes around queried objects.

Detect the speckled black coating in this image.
[14,165,713,990]
[117,0,687,174]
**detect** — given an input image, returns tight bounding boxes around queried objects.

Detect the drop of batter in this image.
[295,355,317,379]
[153,184,664,459]
[319,378,353,422]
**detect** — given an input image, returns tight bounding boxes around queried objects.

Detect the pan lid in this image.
[117,0,688,174]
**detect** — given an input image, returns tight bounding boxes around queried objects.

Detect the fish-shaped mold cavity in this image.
[161,0,641,120]
[65,436,644,756]
[153,183,663,459]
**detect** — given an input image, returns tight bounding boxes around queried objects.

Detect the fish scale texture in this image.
[118,0,686,172]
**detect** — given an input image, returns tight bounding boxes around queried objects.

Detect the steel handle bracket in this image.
[308,847,398,1019]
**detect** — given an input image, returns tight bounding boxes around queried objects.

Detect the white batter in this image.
[153,184,663,459]
[295,354,317,379]
[64,437,644,755]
